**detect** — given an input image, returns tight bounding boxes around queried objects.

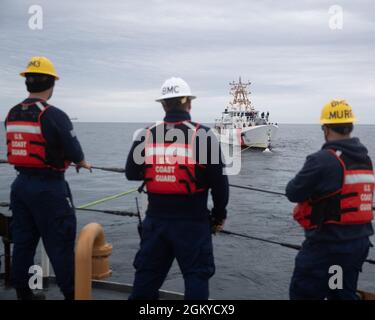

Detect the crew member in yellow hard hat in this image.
[286,100,374,300]
[5,56,92,299]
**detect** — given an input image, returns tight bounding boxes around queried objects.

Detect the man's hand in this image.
[75,160,92,173]
[211,217,226,234]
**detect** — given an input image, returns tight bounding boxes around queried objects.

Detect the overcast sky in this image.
[0,0,374,123]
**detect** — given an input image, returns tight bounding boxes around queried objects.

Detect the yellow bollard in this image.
[357,290,375,300]
[75,223,112,300]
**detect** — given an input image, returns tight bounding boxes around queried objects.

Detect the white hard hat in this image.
[156,77,196,102]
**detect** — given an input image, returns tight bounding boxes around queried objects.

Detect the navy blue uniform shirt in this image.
[286,137,374,242]
[125,111,229,220]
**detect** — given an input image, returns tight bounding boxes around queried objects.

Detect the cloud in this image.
[0,0,374,123]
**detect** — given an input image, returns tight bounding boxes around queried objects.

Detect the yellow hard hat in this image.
[20,56,59,80]
[320,99,356,124]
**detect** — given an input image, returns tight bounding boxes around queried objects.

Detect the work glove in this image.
[210,216,225,234]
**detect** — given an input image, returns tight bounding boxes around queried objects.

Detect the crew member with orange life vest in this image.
[125,77,229,300]
[5,57,91,300]
[286,100,374,300]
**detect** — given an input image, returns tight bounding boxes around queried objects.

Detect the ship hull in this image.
[241,124,278,149]
[213,124,278,149]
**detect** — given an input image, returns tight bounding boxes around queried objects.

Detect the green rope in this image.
[77,188,138,209]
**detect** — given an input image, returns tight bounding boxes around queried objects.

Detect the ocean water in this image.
[1,123,375,299]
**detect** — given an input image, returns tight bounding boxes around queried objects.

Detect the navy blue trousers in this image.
[290,237,371,300]
[10,174,76,295]
[130,216,215,300]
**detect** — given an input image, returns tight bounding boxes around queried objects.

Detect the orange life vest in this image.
[293,149,374,230]
[143,121,207,195]
[5,100,70,171]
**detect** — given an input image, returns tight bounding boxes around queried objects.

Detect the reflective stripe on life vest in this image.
[145,144,194,159]
[345,173,375,184]
[6,124,42,134]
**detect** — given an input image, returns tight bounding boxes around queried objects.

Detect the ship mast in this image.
[228,77,253,112]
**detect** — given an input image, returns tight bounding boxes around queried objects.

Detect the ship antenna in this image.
[228,77,253,112]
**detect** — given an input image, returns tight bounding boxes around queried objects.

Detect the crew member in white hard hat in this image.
[125,77,229,300]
